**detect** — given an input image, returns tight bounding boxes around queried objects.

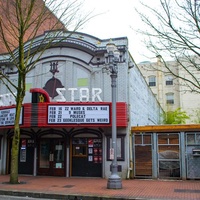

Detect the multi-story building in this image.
[138,56,200,124]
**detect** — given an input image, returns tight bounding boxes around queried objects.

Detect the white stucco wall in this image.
[129,63,162,126]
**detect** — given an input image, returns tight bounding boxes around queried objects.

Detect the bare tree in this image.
[135,0,200,93]
[0,0,91,184]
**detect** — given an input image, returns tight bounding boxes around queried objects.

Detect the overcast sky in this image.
[80,0,160,63]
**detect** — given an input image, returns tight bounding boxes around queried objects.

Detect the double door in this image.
[38,138,65,176]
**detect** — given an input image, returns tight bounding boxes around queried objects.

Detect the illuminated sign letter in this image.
[56,88,66,102]
[80,88,89,102]
[0,95,3,106]
[92,88,102,102]
[0,92,16,106]
[68,88,78,101]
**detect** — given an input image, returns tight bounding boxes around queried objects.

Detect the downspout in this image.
[126,56,134,179]
[127,129,133,179]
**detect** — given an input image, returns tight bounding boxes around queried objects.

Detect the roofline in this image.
[0,30,128,64]
[131,124,200,133]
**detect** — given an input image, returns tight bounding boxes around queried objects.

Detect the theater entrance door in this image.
[71,137,102,177]
[37,138,65,176]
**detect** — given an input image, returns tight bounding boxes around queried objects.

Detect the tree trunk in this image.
[10,126,20,184]
[9,96,24,184]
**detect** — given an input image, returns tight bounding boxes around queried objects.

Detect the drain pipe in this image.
[126,58,134,179]
[127,130,133,179]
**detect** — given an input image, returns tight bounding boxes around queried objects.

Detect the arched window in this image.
[166,92,174,104]
[148,75,156,86]
[165,75,173,85]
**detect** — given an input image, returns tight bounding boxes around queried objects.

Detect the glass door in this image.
[53,139,65,175]
[38,138,65,176]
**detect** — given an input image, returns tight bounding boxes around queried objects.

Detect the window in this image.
[107,136,125,161]
[166,93,174,104]
[186,133,200,145]
[148,76,156,86]
[165,75,173,85]
[73,145,87,156]
[72,138,87,157]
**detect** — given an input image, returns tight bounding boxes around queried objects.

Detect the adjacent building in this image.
[132,124,200,180]
[138,56,200,124]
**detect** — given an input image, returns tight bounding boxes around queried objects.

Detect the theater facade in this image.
[0,31,162,178]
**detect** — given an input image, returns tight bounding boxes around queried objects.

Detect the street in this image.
[0,195,57,200]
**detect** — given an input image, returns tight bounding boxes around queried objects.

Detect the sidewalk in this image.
[0,175,200,200]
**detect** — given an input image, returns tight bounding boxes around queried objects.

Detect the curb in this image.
[0,190,139,200]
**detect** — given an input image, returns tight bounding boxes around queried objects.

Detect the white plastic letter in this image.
[68,88,78,102]
[56,88,66,102]
[92,88,102,102]
[0,95,3,106]
[80,88,89,102]
[9,94,15,105]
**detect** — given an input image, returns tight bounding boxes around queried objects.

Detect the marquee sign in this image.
[0,107,23,126]
[0,102,127,129]
[48,105,110,124]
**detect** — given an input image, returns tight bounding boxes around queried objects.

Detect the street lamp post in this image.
[106,42,122,189]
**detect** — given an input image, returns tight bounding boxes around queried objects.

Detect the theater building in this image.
[0,31,162,178]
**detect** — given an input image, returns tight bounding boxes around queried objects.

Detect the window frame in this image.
[166,92,174,104]
[148,75,156,87]
[165,75,173,86]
